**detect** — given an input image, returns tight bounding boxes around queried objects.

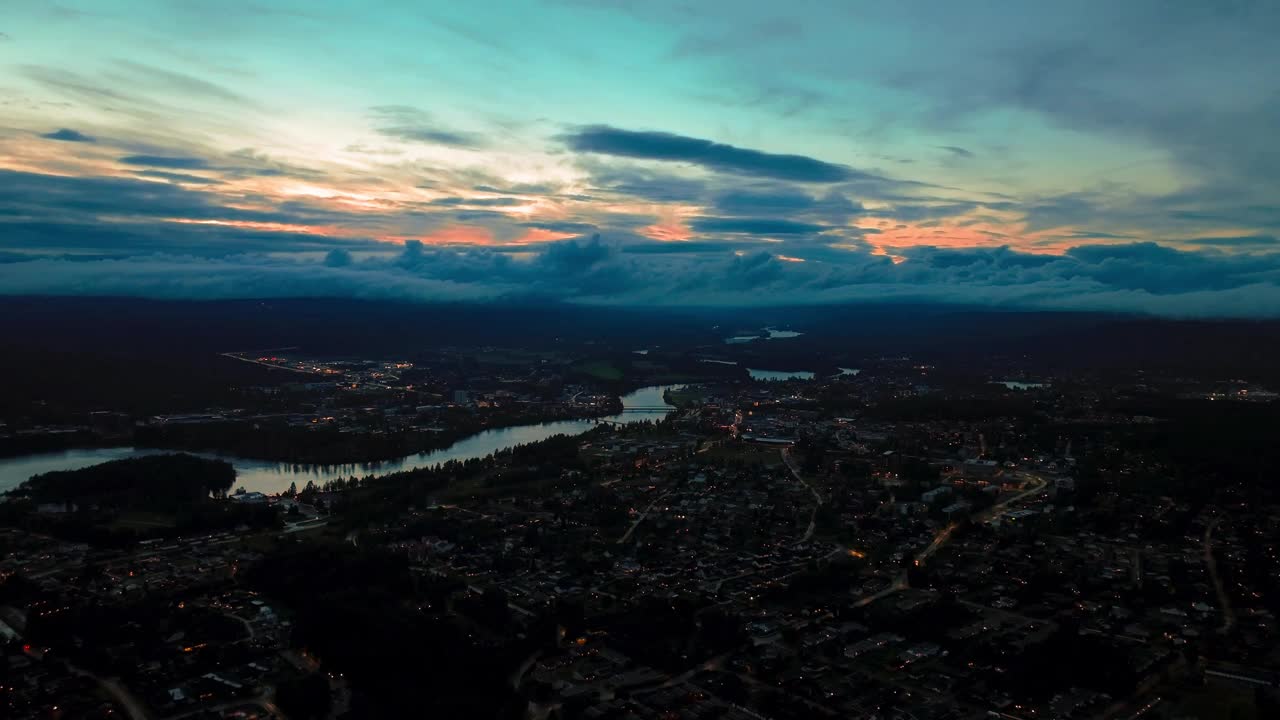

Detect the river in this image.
[0,385,680,496]
[747,368,815,381]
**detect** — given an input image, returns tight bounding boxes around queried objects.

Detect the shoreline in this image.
[1,399,626,467]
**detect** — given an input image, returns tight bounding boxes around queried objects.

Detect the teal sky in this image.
[2,1,1279,314]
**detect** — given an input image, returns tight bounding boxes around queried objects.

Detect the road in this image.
[282,516,330,534]
[853,574,910,608]
[226,612,257,641]
[781,448,824,543]
[1203,517,1236,633]
[850,472,1048,608]
[14,621,152,720]
[984,472,1048,519]
[616,490,671,544]
[68,667,153,720]
[218,350,323,376]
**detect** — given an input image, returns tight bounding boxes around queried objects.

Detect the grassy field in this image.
[110,511,177,531]
[573,361,624,381]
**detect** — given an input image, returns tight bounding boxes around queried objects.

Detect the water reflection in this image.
[747,368,815,381]
[0,385,680,495]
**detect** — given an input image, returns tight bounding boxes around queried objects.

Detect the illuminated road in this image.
[224,611,256,641]
[781,448,824,543]
[218,347,323,376]
[616,490,671,544]
[68,668,152,720]
[18,625,152,719]
[1203,517,1236,633]
[851,472,1047,608]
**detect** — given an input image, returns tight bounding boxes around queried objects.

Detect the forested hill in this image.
[17,453,236,509]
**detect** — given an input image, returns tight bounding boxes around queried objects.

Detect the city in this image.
[3,337,1278,719]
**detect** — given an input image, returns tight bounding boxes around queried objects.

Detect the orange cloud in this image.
[514,227,579,244]
[640,222,693,241]
[164,218,352,236]
[870,246,908,264]
[860,214,1071,255]
[418,225,495,245]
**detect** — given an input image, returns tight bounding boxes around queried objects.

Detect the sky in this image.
[2,1,1279,315]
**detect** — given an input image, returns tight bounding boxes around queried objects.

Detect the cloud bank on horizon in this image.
[1,1,1278,316]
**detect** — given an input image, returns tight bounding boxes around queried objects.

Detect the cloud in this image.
[689,217,826,235]
[537,233,611,273]
[40,128,95,142]
[582,163,709,202]
[1185,235,1277,248]
[521,220,599,234]
[132,170,222,185]
[429,196,526,207]
[119,154,211,169]
[0,169,402,256]
[882,201,987,223]
[109,60,248,104]
[619,241,745,254]
[370,105,485,148]
[711,188,864,226]
[324,249,354,267]
[937,145,974,159]
[1,169,274,225]
[0,220,375,257]
[383,127,484,147]
[563,125,861,183]
[2,237,1278,318]
[711,189,819,214]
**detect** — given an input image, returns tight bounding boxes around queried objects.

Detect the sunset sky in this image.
[2,1,1279,314]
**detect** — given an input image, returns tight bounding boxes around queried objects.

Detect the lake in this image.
[748,368,815,381]
[724,327,803,344]
[0,385,681,496]
[993,380,1047,390]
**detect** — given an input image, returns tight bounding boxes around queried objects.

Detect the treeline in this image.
[321,432,594,525]
[0,430,111,459]
[134,404,626,465]
[136,421,470,465]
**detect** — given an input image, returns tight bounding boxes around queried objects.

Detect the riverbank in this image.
[0,386,681,496]
[2,397,625,467]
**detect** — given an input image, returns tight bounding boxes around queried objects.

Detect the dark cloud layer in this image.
[0,169,387,255]
[40,128,95,142]
[119,155,211,169]
[689,217,826,235]
[564,126,860,182]
[2,234,1278,318]
[132,170,223,185]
